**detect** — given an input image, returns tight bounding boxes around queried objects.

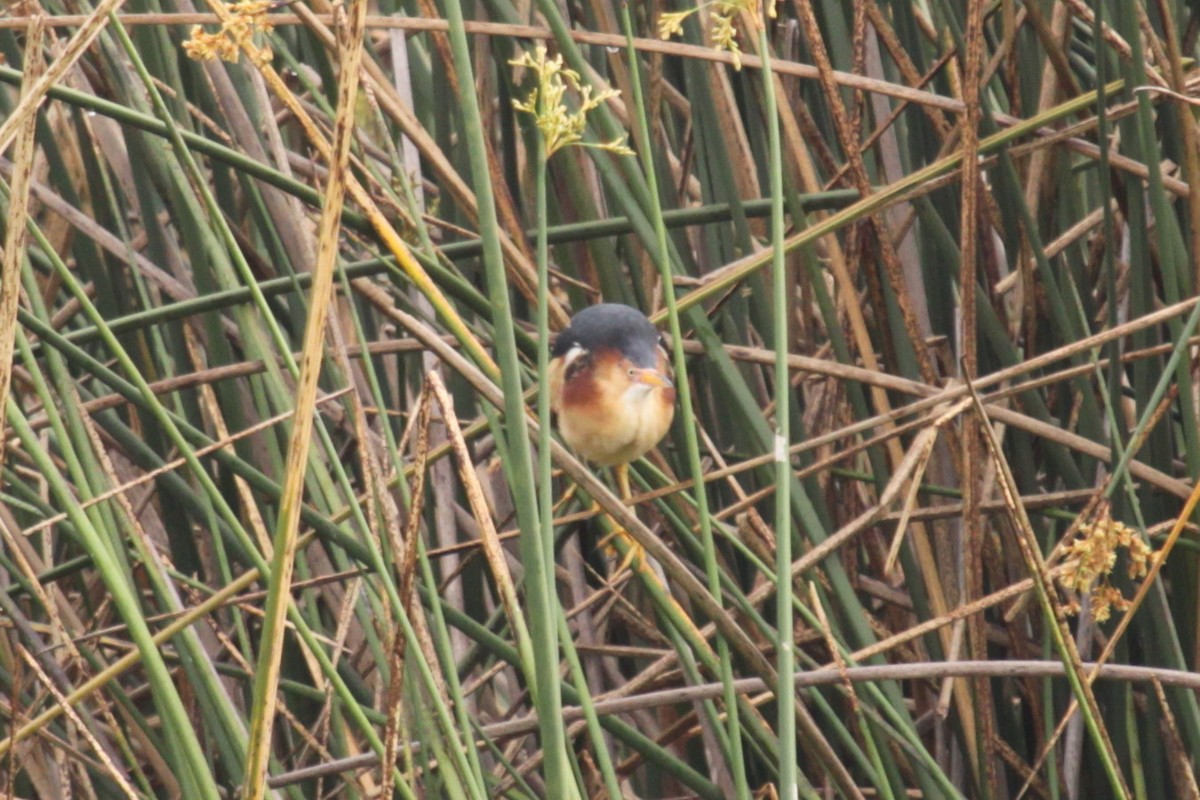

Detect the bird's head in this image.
[548,303,676,467]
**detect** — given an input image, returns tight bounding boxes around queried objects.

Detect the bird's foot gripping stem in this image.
[596,464,653,578]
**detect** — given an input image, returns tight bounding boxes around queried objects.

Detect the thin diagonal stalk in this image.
[439,1,572,795]
[620,5,748,796]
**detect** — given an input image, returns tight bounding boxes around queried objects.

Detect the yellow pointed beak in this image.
[631,368,673,389]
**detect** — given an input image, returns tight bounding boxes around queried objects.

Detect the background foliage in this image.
[1,0,1199,798]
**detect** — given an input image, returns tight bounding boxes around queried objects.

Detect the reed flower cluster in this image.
[1061,516,1155,623]
[657,0,777,70]
[184,0,274,62]
[510,45,632,158]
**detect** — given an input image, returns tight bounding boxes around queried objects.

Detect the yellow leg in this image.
[600,463,646,576]
[615,463,632,503]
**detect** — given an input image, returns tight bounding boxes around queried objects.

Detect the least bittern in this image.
[548,303,676,508]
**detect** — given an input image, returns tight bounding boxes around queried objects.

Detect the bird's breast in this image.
[558,385,675,466]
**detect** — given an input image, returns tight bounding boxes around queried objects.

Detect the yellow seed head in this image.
[184,0,274,62]
[510,45,632,158]
[658,10,695,40]
[1060,516,1158,624]
[657,0,772,72]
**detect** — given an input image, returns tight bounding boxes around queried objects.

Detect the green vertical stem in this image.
[535,115,556,682]
[440,5,572,795]
[759,18,796,797]
[557,613,624,800]
[531,90,623,798]
[620,4,749,795]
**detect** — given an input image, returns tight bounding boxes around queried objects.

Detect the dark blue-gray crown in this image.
[552,303,662,368]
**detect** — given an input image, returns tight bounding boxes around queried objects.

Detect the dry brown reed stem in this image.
[1,14,1161,116]
[263,656,1200,789]
[0,16,43,485]
[966,373,1132,799]
[236,0,370,792]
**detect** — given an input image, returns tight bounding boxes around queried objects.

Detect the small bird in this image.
[548,303,676,501]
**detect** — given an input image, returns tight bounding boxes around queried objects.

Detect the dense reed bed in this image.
[1,1,1199,797]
